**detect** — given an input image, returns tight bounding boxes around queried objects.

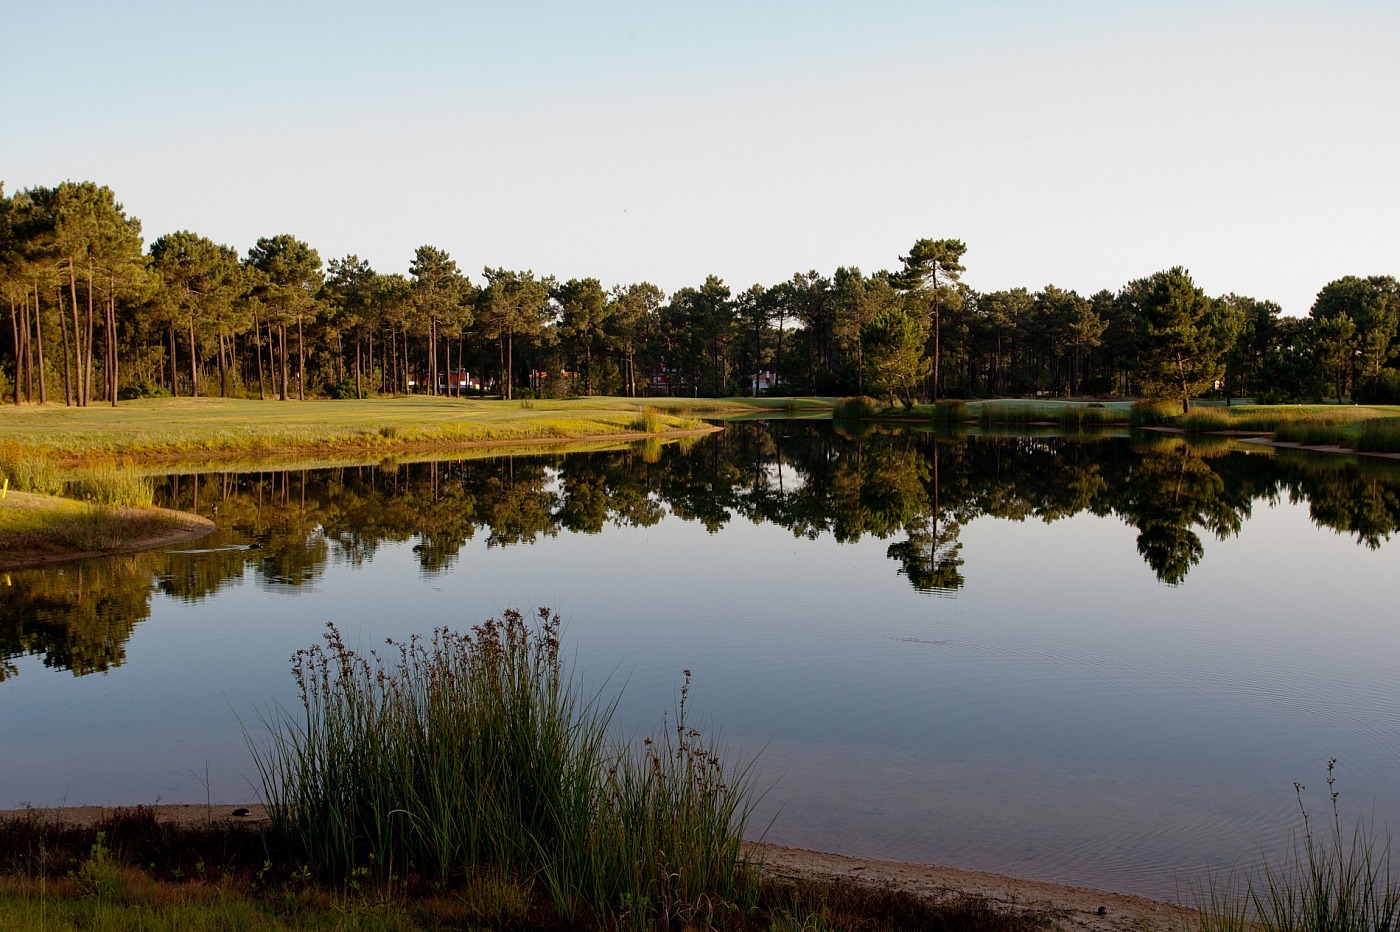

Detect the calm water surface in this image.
[3,421,1399,900]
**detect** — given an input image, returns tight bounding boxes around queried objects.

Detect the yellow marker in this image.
[2,476,7,498]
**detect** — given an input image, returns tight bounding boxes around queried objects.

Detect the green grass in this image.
[975,400,1126,427]
[0,396,718,463]
[253,609,759,928]
[0,490,201,562]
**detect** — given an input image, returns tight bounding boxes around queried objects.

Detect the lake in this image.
[3,420,1399,901]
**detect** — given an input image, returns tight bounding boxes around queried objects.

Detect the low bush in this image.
[1352,370,1400,405]
[117,379,171,400]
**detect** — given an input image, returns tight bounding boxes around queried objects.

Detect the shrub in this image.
[1353,370,1400,405]
[117,379,170,400]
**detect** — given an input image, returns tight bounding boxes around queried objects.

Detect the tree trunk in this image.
[20,297,33,403]
[218,331,229,397]
[8,299,18,405]
[506,328,514,400]
[33,285,47,404]
[297,316,305,400]
[255,316,266,400]
[279,324,289,401]
[189,315,199,397]
[66,264,83,405]
[107,285,119,407]
[85,263,96,406]
[58,289,74,406]
[169,322,179,396]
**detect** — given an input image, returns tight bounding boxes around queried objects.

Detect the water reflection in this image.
[5,422,1400,680]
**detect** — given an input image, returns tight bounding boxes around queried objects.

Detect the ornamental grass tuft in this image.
[252,608,759,927]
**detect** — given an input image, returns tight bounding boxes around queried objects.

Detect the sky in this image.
[4,0,1398,316]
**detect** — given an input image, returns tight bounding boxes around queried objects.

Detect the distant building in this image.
[750,370,779,394]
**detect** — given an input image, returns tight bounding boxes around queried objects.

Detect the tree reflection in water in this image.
[5,421,1400,679]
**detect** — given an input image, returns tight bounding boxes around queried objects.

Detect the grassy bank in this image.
[1128,401,1400,454]
[0,396,737,464]
[832,396,1134,427]
[0,816,1055,931]
[0,490,210,567]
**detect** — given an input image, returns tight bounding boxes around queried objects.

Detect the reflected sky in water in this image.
[2,423,1399,900]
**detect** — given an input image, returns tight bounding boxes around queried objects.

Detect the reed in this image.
[1191,762,1399,932]
[1273,420,1355,446]
[0,444,64,496]
[252,609,759,926]
[1128,399,1183,427]
[1355,418,1400,454]
[977,403,1050,425]
[1178,408,1234,433]
[66,462,155,508]
[629,406,662,433]
[929,399,967,424]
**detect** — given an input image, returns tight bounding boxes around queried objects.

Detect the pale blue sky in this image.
[5,1,1397,315]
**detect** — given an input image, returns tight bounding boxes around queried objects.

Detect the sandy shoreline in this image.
[2,804,1192,931]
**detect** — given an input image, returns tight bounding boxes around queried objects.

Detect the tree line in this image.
[3,180,1399,408]
[9,422,1400,679]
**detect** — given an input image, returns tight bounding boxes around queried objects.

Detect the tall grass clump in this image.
[0,445,64,495]
[629,405,662,433]
[978,403,1048,425]
[1273,419,1355,447]
[253,609,759,927]
[1355,418,1400,454]
[929,399,967,424]
[1129,398,1183,427]
[1225,408,1302,432]
[1178,407,1235,433]
[1192,760,1399,932]
[66,462,155,507]
[832,396,881,419]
